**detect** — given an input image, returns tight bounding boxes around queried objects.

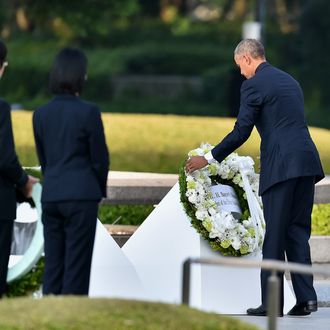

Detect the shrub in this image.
[6,258,44,297]
[98,204,154,226]
[122,44,230,75]
[312,204,330,235]
[106,95,226,116]
[202,65,245,118]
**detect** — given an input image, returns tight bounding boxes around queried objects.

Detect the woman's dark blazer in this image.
[211,62,324,195]
[33,94,109,203]
[0,99,28,220]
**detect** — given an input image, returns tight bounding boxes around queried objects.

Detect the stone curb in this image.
[310,236,330,263]
[103,172,330,205]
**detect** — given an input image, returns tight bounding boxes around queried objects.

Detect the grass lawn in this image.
[12,111,330,174]
[0,297,260,330]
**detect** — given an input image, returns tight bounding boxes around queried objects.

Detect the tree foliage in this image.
[0,0,140,41]
[299,0,330,107]
[0,0,329,126]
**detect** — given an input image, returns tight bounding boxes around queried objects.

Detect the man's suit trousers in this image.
[260,176,317,310]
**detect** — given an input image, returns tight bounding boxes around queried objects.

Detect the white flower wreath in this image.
[179,143,265,256]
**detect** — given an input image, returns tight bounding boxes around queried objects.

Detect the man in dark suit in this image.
[0,39,37,298]
[186,39,324,316]
[33,48,109,295]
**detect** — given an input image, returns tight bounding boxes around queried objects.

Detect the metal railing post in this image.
[267,270,279,330]
[182,258,191,305]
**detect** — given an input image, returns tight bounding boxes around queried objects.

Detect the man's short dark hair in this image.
[0,39,7,67]
[49,48,88,95]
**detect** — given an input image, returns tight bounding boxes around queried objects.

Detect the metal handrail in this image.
[181,256,330,330]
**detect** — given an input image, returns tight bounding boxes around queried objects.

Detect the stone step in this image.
[285,280,330,306]
[285,265,330,305]
[285,263,330,281]
[315,280,330,306]
[310,236,330,263]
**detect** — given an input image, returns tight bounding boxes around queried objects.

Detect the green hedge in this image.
[312,204,330,235]
[122,44,231,75]
[4,39,235,114]
[3,66,112,108]
[105,96,228,116]
[98,204,154,226]
[6,258,44,298]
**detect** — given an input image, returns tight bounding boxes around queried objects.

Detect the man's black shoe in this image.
[287,300,318,316]
[247,305,283,317]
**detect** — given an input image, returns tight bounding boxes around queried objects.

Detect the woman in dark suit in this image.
[33,48,109,295]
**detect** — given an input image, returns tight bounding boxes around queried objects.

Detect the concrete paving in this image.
[316,281,330,307]
[233,307,330,330]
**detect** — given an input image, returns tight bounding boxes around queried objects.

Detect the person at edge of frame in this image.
[0,39,38,298]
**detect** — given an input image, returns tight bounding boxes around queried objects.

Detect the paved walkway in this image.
[233,307,330,330]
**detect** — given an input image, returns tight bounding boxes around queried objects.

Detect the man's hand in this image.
[20,175,39,198]
[185,156,208,173]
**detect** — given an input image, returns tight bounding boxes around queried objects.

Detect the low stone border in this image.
[103,171,178,205]
[315,176,330,204]
[102,172,330,205]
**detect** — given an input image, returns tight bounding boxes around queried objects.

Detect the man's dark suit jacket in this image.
[0,99,28,220]
[33,94,109,202]
[211,62,324,195]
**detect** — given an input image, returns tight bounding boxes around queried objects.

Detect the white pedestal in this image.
[199,241,295,314]
[91,183,295,314]
[123,183,296,313]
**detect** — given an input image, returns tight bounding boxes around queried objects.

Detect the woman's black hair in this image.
[49,47,88,95]
[0,39,7,67]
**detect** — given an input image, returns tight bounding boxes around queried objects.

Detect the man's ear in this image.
[244,54,252,65]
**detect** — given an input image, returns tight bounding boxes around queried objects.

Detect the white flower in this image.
[232,174,242,185]
[220,212,236,230]
[231,236,241,250]
[208,207,218,216]
[195,209,209,221]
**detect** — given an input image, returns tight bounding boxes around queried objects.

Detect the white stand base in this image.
[90,183,296,314]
